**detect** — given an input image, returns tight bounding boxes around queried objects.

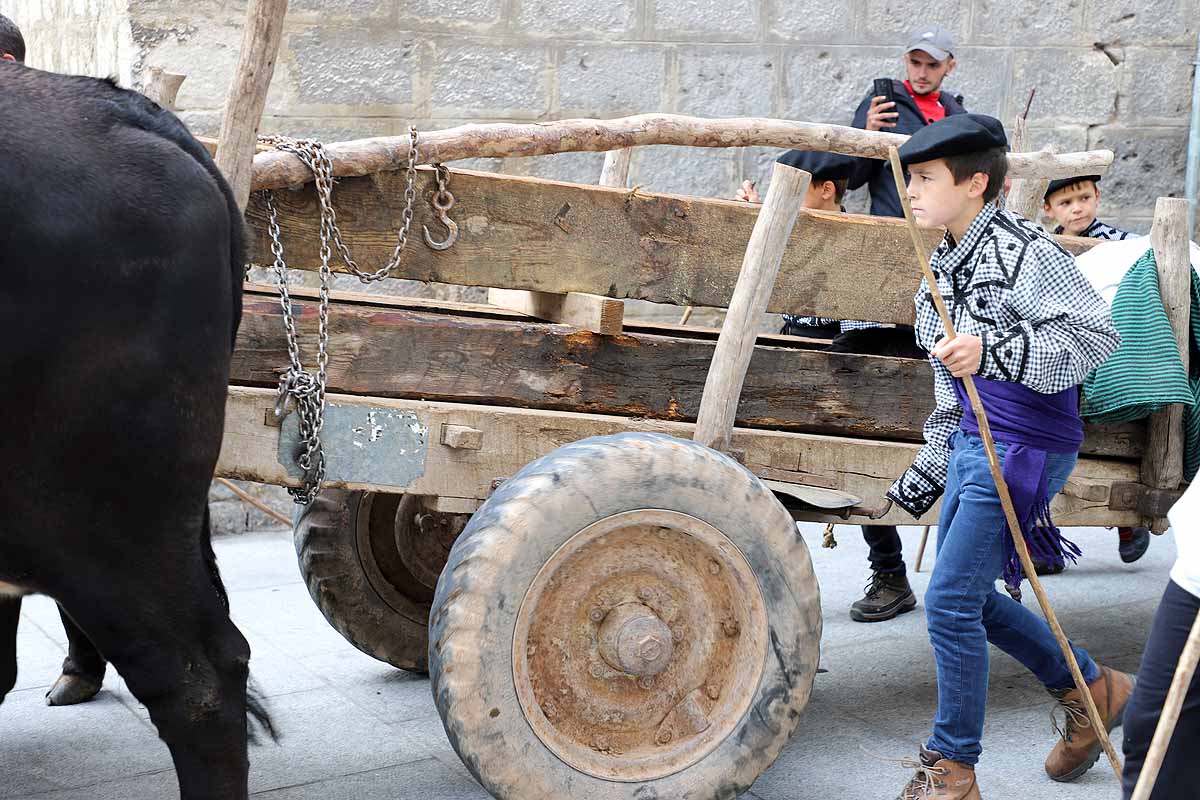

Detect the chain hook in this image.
[424,164,458,251]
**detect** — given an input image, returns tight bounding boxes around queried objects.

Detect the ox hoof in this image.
[45,673,103,706]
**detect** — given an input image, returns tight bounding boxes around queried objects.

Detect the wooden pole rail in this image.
[246,114,1114,192]
[695,162,811,452]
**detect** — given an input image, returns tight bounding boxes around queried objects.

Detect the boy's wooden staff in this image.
[1130,607,1200,800]
[886,146,1122,780]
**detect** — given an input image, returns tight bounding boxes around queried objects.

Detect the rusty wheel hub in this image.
[395,498,466,592]
[512,509,768,782]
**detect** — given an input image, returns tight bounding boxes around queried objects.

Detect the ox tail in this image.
[201,506,279,743]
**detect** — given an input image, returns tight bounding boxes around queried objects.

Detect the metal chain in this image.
[259,126,446,504]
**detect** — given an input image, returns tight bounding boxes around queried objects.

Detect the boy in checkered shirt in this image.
[884,115,1130,799]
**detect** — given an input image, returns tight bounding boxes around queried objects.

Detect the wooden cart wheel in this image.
[430,432,821,799]
[294,490,467,672]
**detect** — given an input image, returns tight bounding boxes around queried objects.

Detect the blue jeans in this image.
[925,432,1101,765]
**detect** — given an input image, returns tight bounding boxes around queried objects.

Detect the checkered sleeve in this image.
[838,319,885,332]
[977,238,1121,393]
[887,356,961,518]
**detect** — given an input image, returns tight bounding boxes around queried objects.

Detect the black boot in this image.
[1118,527,1151,564]
[850,570,917,623]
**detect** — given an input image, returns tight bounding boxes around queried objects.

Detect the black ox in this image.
[0,65,270,798]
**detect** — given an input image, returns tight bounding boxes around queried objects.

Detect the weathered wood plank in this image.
[217,386,1142,527]
[246,168,1099,326]
[1144,198,1192,529]
[231,294,1143,458]
[487,288,625,334]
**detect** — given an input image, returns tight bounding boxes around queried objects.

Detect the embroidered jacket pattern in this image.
[1052,218,1134,241]
[887,204,1121,518]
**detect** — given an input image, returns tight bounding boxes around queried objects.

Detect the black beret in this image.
[1044,175,1102,201]
[898,113,1008,168]
[775,149,857,181]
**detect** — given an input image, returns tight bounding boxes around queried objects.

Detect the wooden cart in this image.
[212,129,1191,799]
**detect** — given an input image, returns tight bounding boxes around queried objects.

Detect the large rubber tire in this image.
[430,432,822,800]
[294,490,432,672]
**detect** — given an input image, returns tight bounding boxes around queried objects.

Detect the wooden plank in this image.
[696,162,810,451]
[1144,197,1193,530]
[487,288,624,334]
[246,168,1100,326]
[1005,117,1052,223]
[217,386,1142,527]
[230,294,1144,458]
[247,113,1115,192]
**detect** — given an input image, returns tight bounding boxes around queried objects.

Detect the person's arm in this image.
[977,239,1121,393]
[887,354,961,517]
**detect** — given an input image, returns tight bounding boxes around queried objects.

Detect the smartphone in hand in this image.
[873,78,896,106]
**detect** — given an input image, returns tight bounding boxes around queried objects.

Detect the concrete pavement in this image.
[1,522,1172,799]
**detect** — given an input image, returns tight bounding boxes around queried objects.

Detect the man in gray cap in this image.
[848,24,967,218]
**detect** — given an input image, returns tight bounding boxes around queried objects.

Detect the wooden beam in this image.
[1144,197,1193,530]
[696,162,810,451]
[247,169,1101,326]
[1005,117,1052,223]
[142,68,186,111]
[599,148,633,188]
[230,291,1143,459]
[215,0,288,211]
[486,288,624,334]
[247,113,1115,192]
[217,386,1142,527]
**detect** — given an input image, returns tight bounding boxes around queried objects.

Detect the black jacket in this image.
[848,79,966,218]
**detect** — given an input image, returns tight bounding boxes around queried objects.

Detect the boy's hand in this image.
[933,334,983,378]
[865,96,899,131]
[735,180,761,203]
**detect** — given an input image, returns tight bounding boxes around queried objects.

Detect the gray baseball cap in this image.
[905,25,955,61]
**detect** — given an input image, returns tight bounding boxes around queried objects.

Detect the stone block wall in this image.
[2,0,1196,231]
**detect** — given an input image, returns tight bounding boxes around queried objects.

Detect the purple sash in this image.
[953,377,1084,589]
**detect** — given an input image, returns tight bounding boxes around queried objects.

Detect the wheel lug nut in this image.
[672,626,684,642]
[639,675,655,689]
[590,663,606,678]
[708,559,721,575]
[722,619,740,637]
[638,587,653,601]
[706,685,720,701]
[588,607,605,622]
[657,729,673,744]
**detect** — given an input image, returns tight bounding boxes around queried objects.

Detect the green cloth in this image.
[1080,249,1200,481]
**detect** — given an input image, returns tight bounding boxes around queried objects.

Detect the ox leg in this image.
[60,571,255,800]
[45,604,106,706]
[0,596,19,701]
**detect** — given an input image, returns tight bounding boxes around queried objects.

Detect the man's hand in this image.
[735,180,761,203]
[865,96,899,131]
[932,334,983,378]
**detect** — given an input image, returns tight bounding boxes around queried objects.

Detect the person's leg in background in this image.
[850,524,917,622]
[1122,580,1200,799]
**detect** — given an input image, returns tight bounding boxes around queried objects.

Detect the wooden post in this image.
[914,525,932,572]
[1130,608,1200,800]
[1143,198,1192,531]
[887,146,1124,780]
[695,163,811,452]
[1005,117,1052,223]
[599,148,632,188]
[215,0,289,211]
[143,67,186,111]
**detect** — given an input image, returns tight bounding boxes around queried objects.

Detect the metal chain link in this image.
[259,126,445,504]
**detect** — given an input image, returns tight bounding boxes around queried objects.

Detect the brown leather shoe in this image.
[896,746,982,799]
[1044,665,1134,782]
